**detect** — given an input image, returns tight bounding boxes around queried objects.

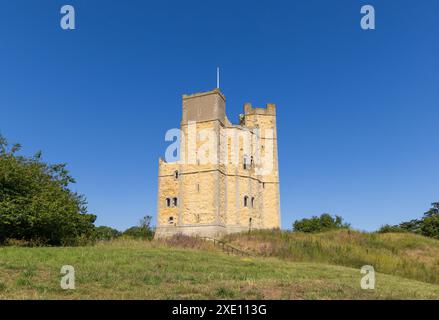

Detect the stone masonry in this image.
[155,89,280,238]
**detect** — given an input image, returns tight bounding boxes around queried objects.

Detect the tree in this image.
[419,203,439,239]
[293,213,350,233]
[123,215,154,240]
[0,135,96,245]
[378,203,439,239]
[377,224,406,233]
[94,226,122,241]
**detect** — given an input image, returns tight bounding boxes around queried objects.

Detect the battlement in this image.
[243,102,276,116]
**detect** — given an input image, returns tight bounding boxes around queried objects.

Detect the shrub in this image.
[123,215,154,240]
[293,213,350,233]
[379,203,439,239]
[378,224,407,233]
[94,226,122,241]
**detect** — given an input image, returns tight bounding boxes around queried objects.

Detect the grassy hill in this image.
[0,233,438,299]
[224,229,439,285]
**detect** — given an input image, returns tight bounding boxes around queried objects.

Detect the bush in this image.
[293,213,350,233]
[0,135,96,245]
[378,203,439,239]
[378,224,407,233]
[123,216,154,240]
[94,226,122,241]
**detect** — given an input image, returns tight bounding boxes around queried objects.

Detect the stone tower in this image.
[155,88,280,238]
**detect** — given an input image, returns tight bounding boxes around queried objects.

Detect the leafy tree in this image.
[377,224,407,233]
[123,215,154,240]
[419,203,439,239]
[0,135,96,245]
[94,226,122,241]
[378,203,439,239]
[293,213,350,233]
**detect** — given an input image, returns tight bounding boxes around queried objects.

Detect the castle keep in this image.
[155,89,280,238]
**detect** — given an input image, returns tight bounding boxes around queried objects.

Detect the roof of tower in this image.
[182,88,226,102]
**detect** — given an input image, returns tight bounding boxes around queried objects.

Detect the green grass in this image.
[224,229,439,285]
[0,238,438,299]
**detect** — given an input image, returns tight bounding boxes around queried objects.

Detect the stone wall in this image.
[155,89,280,239]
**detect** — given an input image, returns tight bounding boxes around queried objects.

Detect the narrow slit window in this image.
[243,155,249,170]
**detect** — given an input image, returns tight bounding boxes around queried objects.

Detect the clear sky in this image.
[1,1,438,231]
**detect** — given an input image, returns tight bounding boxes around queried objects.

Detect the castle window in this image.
[244,196,249,207]
[166,198,171,207]
[168,216,174,224]
[251,197,255,208]
[243,155,250,170]
[197,184,200,192]
[250,156,254,168]
[262,182,265,189]
[173,197,178,207]
[174,170,179,180]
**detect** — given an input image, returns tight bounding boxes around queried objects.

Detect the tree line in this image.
[1,135,438,245]
[0,135,153,246]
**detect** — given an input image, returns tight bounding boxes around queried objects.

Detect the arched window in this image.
[166,198,171,207]
[174,170,179,180]
[168,216,174,224]
[244,196,248,207]
[251,197,255,208]
[173,197,178,207]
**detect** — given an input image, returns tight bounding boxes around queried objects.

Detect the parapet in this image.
[243,102,276,116]
[182,88,226,102]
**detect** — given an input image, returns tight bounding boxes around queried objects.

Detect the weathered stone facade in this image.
[155,89,280,238]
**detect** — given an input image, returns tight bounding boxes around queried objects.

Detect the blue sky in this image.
[1,0,438,231]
